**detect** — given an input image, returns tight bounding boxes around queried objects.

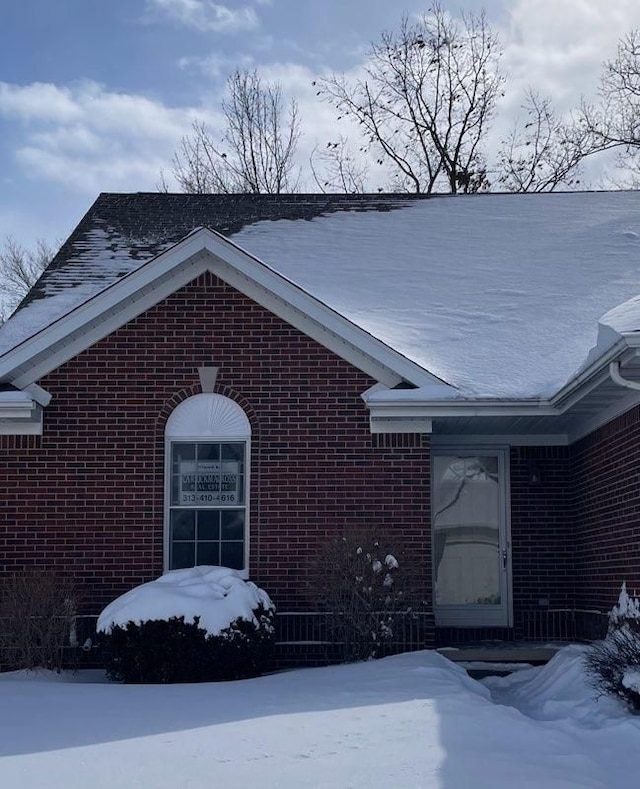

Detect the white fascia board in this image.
[3,229,440,390]
[365,339,640,443]
[366,399,558,418]
[622,332,640,348]
[0,398,37,418]
[363,337,636,422]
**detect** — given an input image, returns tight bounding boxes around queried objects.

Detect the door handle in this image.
[502,549,507,569]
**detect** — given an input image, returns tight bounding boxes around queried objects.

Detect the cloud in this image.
[178,52,255,78]
[483,0,640,183]
[0,81,223,194]
[499,0,640,109]
[146,0,260,33]
[0,83,82,123]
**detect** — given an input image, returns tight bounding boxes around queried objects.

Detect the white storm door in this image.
[432,449,511,627]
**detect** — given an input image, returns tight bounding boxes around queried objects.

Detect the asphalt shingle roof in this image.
[21,192,420,309]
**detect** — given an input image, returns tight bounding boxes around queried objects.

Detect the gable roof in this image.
[2,190,640,406]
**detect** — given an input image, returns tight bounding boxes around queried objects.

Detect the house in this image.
[2,190,640,657]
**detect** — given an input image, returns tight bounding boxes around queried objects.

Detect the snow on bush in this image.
[608,581,640,631]
[310,527,418,663]
[97,567,275,683]
[585,582,640,712]
[97,566,273,636]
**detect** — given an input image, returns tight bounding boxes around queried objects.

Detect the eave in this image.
[364,339,640,444]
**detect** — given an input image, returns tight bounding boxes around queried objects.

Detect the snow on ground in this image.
[1,646,638,789]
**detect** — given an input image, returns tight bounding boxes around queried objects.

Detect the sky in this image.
[2,0,640,250]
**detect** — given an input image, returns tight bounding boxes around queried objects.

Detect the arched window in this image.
[165,394,251,573]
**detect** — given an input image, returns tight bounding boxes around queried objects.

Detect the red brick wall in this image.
[0,273,432,627]
[510,446,574,611]
[572,404,640,613]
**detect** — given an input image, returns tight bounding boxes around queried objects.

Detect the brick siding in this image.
[0,273,433,644]
[510,446,574,627]
[572,404,640,614]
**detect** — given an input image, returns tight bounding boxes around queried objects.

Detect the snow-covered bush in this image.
[607,582,640,634]
[97,567,275,683]
[585,582,640,711]
[0,569,78,672]
[311,527,416,663]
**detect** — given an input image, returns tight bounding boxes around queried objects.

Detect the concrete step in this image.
[438,644,561,665]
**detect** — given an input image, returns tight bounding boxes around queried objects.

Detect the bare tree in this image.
[496,90,588,192]
[0,237,54,322]
[579,30,640,177]
[316,5,503,194]
[170,69,301,194]
[309,136,371,193]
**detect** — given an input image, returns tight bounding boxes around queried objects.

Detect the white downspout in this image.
[609,360,640,391]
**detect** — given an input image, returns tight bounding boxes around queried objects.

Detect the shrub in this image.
[97,567,275,683]
[310,527,418,662]
[100,605,275,683]
[585,582,640,712]
[0,569,79,672]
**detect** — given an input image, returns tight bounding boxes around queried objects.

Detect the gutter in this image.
[365,336,640,424]
[609,359,640,391]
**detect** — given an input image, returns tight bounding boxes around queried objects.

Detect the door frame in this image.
[431,445,513,628]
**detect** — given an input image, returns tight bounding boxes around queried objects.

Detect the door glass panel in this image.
[433,455,501,606]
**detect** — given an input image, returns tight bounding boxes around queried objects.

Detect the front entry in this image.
[432,449,511,627]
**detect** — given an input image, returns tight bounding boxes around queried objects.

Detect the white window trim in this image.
[164,394,251,578]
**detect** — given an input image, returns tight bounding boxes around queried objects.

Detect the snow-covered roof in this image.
[2,191,640,400]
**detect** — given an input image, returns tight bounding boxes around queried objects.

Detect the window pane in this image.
[221,542,244,570]
[171,444,195,505]
[219,444,243,506]
[172,443,195,466]
[171,542,195,570]
[222,443,244,463]
[197,511,220,540]
[197,542,220,566]
[171,510,195,540]
[197,443,220,462]
[221,510,244,540]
